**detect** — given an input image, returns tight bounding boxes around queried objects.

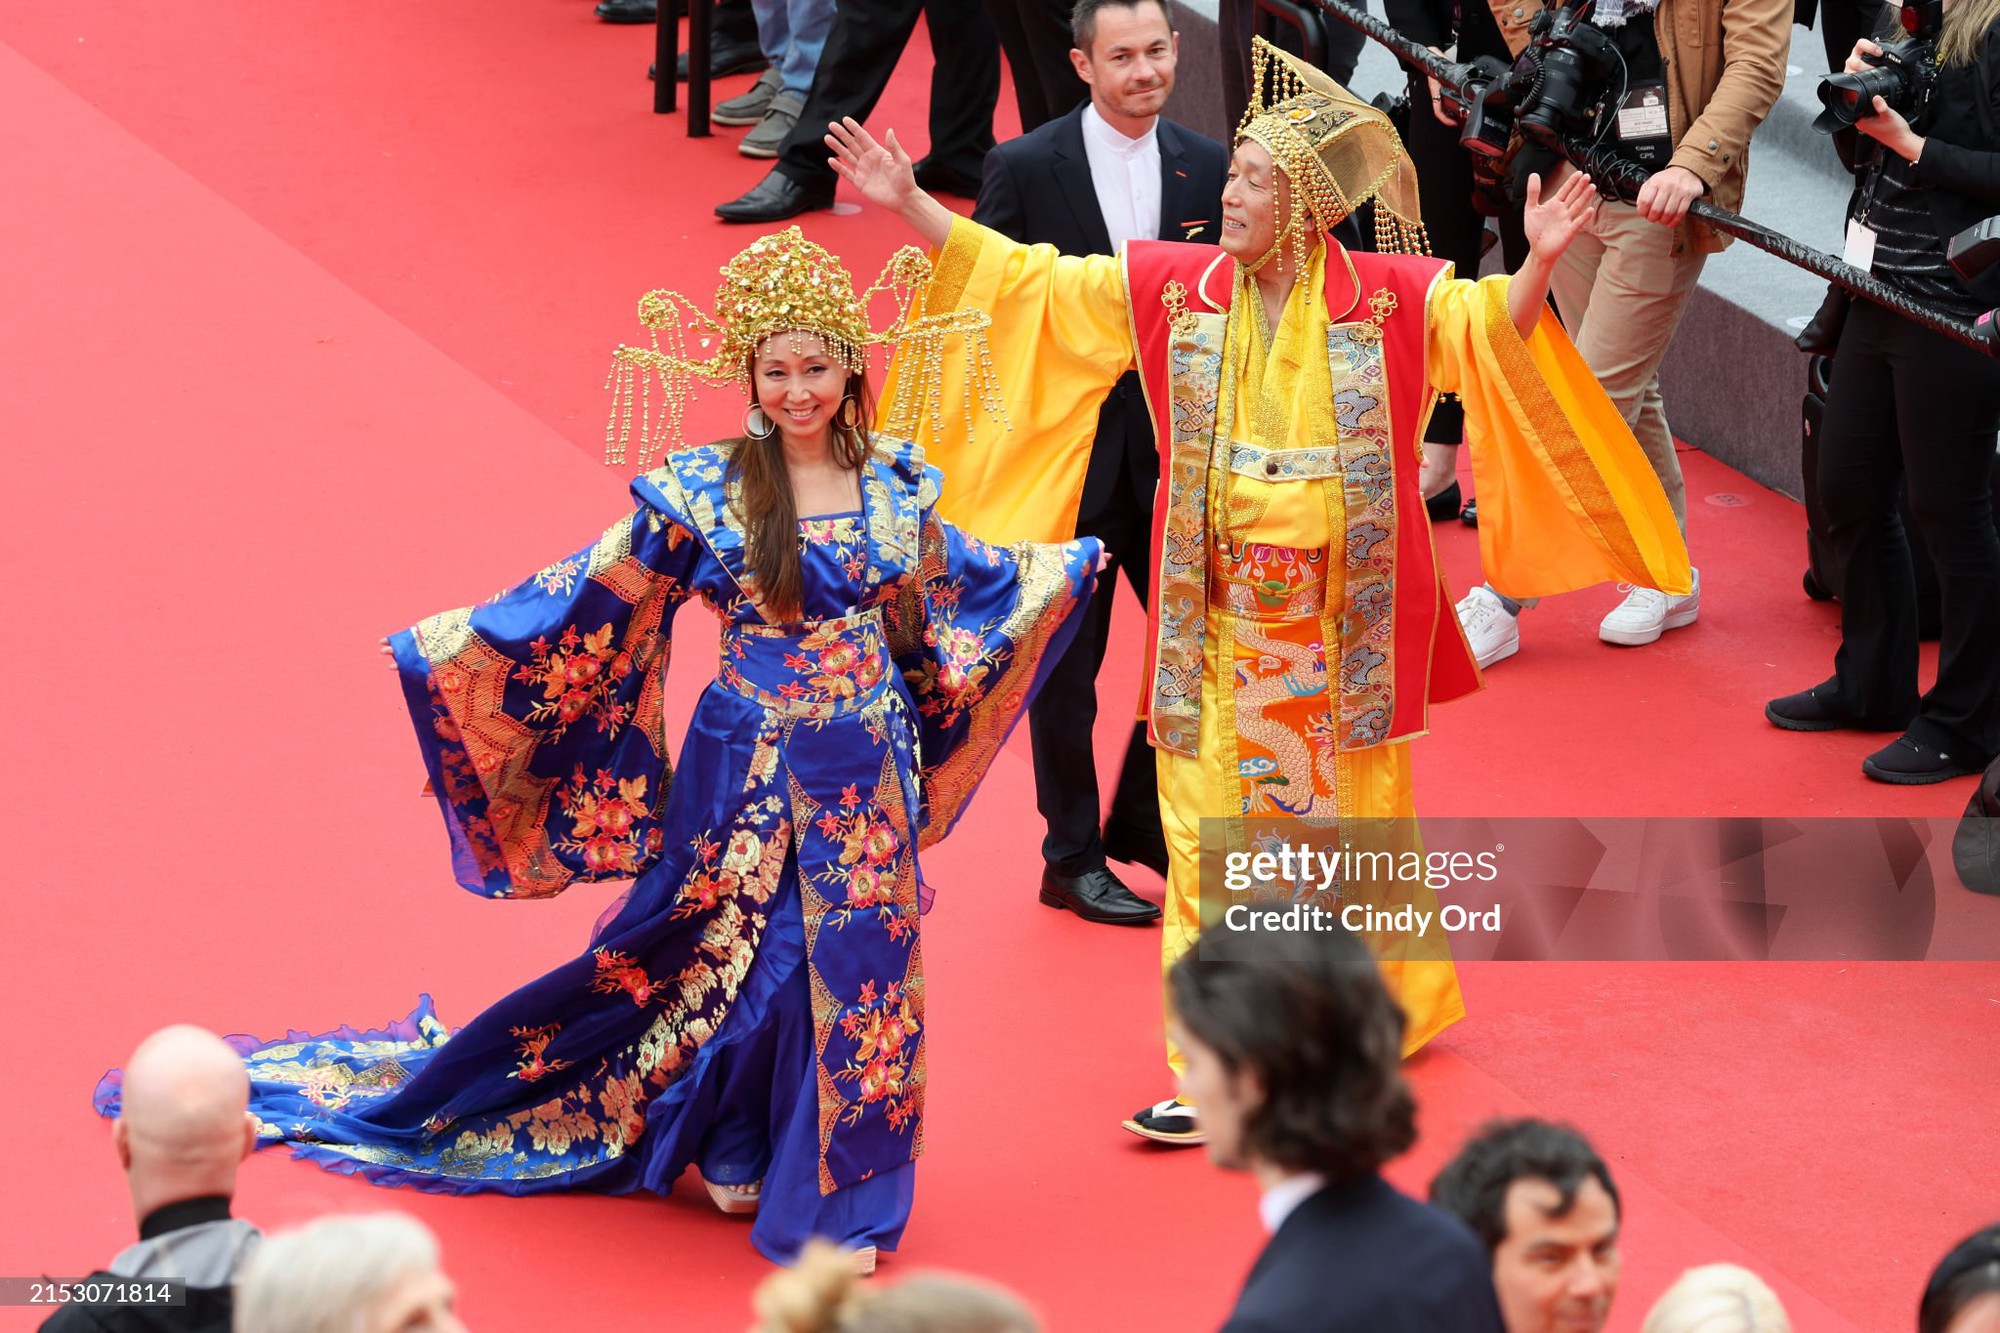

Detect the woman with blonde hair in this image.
[750,1240,1040,1332]
[1767,0,2000,784]
[1639,1264,1791,1333]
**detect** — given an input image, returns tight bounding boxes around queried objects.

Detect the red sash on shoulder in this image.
[1122,237,1479,758]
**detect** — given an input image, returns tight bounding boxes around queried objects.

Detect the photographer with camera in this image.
[1453,0,1791,668]
[1765,0,2000,784]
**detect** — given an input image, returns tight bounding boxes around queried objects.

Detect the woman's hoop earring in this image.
[744,405,777,441]
[836,396,860,431]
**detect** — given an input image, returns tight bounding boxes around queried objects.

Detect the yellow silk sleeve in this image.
[880,215,1136,543]
[1426,273,1692,599]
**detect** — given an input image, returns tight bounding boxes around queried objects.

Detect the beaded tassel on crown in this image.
[1237,38,1430,273]
[605,228,1006,469]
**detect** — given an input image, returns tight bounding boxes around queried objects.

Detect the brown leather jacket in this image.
[1653,0,1794,253]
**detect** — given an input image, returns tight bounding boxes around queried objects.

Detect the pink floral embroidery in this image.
[513,624,637,741]
[553,768,655,877]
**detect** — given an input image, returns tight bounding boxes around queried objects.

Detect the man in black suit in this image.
[972,0,1226,926]
[1171,927,1505,1331]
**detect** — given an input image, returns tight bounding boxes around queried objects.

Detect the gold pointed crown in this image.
[1237,39,1428,262]
[605,226,1002,468]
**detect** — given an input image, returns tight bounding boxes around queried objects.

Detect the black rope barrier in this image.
[1306,0,2000,357]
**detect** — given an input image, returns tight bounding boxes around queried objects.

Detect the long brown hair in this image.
[729,369,874,621]
[1940,0,2000,66]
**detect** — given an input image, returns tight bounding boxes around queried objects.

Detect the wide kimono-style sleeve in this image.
[1426,273,1693,599]
[881,215,1137,544]
[889,467,1100,849]
[389,503,702,899]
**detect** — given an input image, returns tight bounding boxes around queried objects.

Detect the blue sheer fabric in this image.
[94,440,1097,1261]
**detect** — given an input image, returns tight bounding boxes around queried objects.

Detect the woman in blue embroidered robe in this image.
[94,435,1097,1263]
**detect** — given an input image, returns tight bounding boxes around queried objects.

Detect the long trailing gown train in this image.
[94,438,1097,1261]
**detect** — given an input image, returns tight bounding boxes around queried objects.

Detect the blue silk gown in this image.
[94,439,1098,1262]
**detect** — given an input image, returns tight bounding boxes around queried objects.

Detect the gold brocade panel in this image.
[1212,541,1338,822]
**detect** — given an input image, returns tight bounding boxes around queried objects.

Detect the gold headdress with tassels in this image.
[1237,37,1428,272]
[605,226,1004,468]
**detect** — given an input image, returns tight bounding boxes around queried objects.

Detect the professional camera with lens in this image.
[1438,55,1521,164]
[1512,1,1621,151]
[1813,0,1945,132]
[1432,0,1654,201]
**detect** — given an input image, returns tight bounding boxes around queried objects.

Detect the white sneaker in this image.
[1455,585,1520,669]
[1598,568,1701,646]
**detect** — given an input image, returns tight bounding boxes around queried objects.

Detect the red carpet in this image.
[2,6,1994,1330]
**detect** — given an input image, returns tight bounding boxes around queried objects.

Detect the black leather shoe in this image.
[1039,866,1161,925]
[1424,479,1462,523]
[1102,822,1168,877]
[597,0,657,23]
[913,159,984,198]
[1460,497,1478,527]
[1862,736,1986,785]
[661,40,769,81]
[715,172,833,223]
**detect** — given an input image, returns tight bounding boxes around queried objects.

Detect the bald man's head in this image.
[114,1026,256,1220]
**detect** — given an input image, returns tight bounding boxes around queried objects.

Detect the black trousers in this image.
[983,0,1087,133]
[719,0,758,50]
[1820,298,2000,762]
[1400,71,1529,444]
[1806,0,1890,70]
[1028,443,1160,874]
[774,0,1000,189]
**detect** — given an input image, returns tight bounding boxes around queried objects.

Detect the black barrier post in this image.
[1306,0,2000,359]
[654,3,679,114]
[687,0,713,137]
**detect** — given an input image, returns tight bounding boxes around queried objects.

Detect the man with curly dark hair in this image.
[1429,1119,1623,1333]
[1169,927,1503,1332]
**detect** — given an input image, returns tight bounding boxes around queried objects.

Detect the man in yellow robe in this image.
[827,40,1690,1143]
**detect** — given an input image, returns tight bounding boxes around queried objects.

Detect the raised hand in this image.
[825,117,956,249]
[1507,168,1598,338]
[826,118,918,213]
[1524,168,1600,262]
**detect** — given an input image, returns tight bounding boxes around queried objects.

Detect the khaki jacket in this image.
[1655,0,1793,252]
[1484,0,1791,252]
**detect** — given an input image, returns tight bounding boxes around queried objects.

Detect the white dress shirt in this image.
[1080,103,1161,253]
[1258,1171,1329,1235]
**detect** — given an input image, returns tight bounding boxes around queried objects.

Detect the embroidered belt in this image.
[1208,540,1328,620]
[718,607,894,720]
